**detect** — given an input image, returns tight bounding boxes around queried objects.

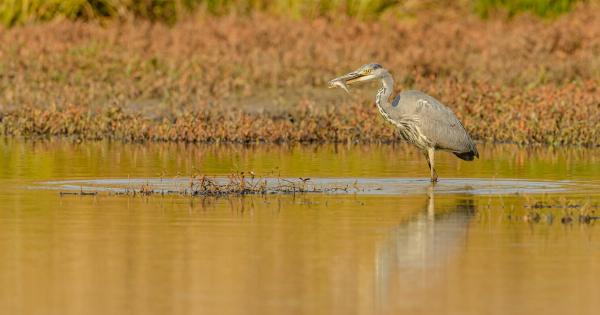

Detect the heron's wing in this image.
[396,91,477,154]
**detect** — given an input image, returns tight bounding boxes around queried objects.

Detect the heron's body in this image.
[329,63,478,182]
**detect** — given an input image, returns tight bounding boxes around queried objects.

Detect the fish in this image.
[328,78,350,94]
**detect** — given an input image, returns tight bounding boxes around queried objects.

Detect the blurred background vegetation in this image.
[0,0,588,27]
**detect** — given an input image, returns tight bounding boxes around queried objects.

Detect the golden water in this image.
[1,139,600,315]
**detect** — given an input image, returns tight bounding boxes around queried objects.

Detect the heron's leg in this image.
[424,151,432,170]
[427,148,438,183]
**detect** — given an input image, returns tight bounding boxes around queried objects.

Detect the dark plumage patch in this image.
[392,95,401,107]
[453,151,477,161]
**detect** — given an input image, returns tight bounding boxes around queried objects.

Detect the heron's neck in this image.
[376,75,394,110]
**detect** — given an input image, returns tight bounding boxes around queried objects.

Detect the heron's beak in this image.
[328,72,364,94]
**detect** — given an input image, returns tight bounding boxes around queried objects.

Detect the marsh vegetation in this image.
[2,4,600,145]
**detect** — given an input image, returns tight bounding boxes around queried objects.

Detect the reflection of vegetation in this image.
[0,0,590,26]
[2,139,600,184]
[525,195,600,223]
[477,194,600,225]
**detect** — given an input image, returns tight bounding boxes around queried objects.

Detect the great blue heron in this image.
[329,63,478,182]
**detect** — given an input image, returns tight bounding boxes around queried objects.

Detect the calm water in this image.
[1,138,600,315]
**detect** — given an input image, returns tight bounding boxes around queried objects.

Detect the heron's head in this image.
[328,63,388,93]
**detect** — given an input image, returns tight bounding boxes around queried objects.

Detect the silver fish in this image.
[328,79,350,94]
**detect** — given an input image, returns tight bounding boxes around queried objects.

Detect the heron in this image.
[328,63,478,182]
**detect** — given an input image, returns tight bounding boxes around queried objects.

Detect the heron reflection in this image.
[374,188,476,310]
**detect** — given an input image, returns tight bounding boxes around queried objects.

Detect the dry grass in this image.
[58,172,354,197]
[2,7,600,145]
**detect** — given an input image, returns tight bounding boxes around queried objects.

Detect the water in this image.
[1,138,600,315]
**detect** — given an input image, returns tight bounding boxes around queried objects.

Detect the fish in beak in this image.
[328,71,364,94]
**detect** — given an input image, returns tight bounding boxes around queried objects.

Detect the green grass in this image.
[474,0,580,18]
[0,0,590,27]
[0,0,406,26]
